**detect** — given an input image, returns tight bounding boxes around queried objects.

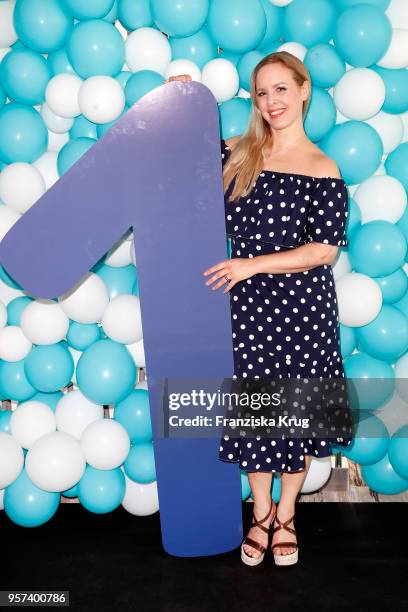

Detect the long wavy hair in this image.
[223,51,312,203]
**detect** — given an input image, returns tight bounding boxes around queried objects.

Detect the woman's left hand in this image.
[203,258,258,293]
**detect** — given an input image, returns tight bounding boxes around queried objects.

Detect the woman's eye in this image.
[277,87,286,92]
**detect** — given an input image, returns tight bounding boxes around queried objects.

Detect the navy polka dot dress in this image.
[218,139,353,473]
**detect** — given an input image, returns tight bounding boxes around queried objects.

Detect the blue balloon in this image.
[76,339,136,404]
[371,66,408,115]
[124,442,156,483]
[66,19,125,78]
[67,322,102,351]
[151,0,209,37]
[0,49,51,106]
[320,121,383,185]
[240,470,252,500]
[388,425,408,480]
[258,40,281,55]
[63,0,115,19]
[219,97,251,139]
[348,221,406,276]
[25,342,74,392]
[284,0,338,47]
[62,484,79,498]
[343,351,394,411]
[0,85,6,110]
[385,142,408,191]
[373,268,408,304]
[118,0,153,30]
[340,414,389,465]
[170,28,217,70]
[361,454,408,495]
[0,103,48,164]
[237,51,264,91]
[346,197,361,237]
[0,264,22,290]
[304,43,345,88]
[115,70,132,89]
[78,465,125,513]
[335,0,390,10]
[304,87,336,142]
[218,50,242,67]
[96,106,128,137]
[14,0,73,54]
[394,284,408,319]
[114,389,152,443]
[4,469,60,527]
[0,410,12,434]
[271,473,281,502]
[125,70,164,107]
[30,391,63,412]
[94,263,137,299]
[207,0,267,54]
[339,323,357,358]
[256,0,284,50]
[357,305,408,362]
[103,0,118,22]
[57,137,96,175]
[6,297,33,326]
[0,360,36,402]
[69,115,98,140]
[47,48,75,76]
[334,4,391,67]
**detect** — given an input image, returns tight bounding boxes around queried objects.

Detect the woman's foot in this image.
[242,499,276,559]
[271,504,297,556]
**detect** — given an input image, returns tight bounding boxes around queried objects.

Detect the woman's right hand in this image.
[164,74,192,84]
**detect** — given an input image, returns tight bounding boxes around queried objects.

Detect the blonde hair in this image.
[223,51,312,203]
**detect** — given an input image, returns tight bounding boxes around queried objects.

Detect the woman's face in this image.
[254,62,309,130]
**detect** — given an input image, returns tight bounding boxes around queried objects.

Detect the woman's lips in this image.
[269,108,286,119]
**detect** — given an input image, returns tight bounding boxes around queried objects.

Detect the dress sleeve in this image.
[306,177,349,247]
[221,138,231,168]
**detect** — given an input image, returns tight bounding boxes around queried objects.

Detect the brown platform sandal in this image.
[241,500,276,567]
[271,513,298,566]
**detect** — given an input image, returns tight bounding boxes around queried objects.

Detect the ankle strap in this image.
[272,514,296,536]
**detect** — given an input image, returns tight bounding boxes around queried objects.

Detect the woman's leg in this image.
[242,471,274,558]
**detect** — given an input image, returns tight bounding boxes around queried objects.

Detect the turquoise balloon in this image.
[131,276,139,296]
[343,351,394,411]
[271,473,281,503]
[320,121,383,185]
[125,71,164,107]
[218,50,242,67]
[0,359,36,402]
[256,0,284,50]
[67,322,102,351]
[63,0,115,19]
[124,442,156,483]
[47,48,75,76]
[62,484,78,498]
[219,97,251,139]
[258,41,281,55]
[207,0,267,54]
[0,264,22,290]
[357,305,408,362]
[0,410,12,434]
[103,0,118,22]
[346,197,361,237]
[114,389,152,443]
[240,471,251,500]
[151,0,209,37]
[394,285,408,319]
[304,43,345,88]
[385,142,408,191]
[335,0,390,10]
[30,391,63,412]
[339,323,357,358]
[14,0,73,54]
[373,268,408,304]
[0,85,6,110]
[76,339,136,404]
[115,70,132,89]
[4,469,60,527]
[96,106,128,137]
[227,236,232,259]
[237,51,264,91]
[0,49,51,106]
[0,103,48,164]
[25,342,74,392]
[397,201,408,243]
[304,87,336,143]
[94,263,137,298]
[284,0,338,47]
[340,414,389,465]
[348,221,406,276]
[6,297,33,326]
[57,137,96,175]
[78,465,125,514]
[333,4,391,67]
[361,454,408,495]
[371,66,408,115]
[388,425,408,480]
[69,115,98,139]
[118,0,153,30]
[66,19,125,78]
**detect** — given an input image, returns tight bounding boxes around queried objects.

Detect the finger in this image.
[203,261,229,276]
[211,276,230,291]
[223,280,235,294]
[205,269,229,286]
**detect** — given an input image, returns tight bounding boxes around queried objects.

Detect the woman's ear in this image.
[301,79,311,102]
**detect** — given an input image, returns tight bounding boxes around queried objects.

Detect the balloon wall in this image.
[1,0,408,526]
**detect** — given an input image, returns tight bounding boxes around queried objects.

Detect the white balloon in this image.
[58,272,109,324]
[386,0,408,31]
[45,74,83,118]
[353,175,406,223]
[0,48,12,63]
[365,111,404,155]
[41,102,74,134]
[0,325,31,361]
[401,111,408,142]
[0,205,21,242]
[0,489,3,510]
[136,379,148,390]
[333,68,385,121]
[101,294,142,344]
[335,272,383,327]
[375,390,408,437]
[0,432,24,489]
[0,279,23,306]
[335,107,349,125]
[377,29,408,69]
[26,431,86,492]
[0,300,6,328]
[237,88,251,99]
[55,389,104,439]
[125,27,171,75]
[21,299,69,345]
[80,419,130,470]
[277,42,307,61]
[10,401,56,449]
[78,76,125,124]
[122,474,159,516]
[164,59,201,82]
[104,235,133,267]
[130,238,136,266]
[47,130,70,153]
[67,346,81,386]
[126,338,146,369]
[0,162,46,213]
[0,1,17,47]
[201,58,239,103]
[33,151,59,190]
[300,456,332,494]
[332,249,352,281]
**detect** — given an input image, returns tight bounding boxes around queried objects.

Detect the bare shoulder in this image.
[224,135,241,151]
[311,152,341,179]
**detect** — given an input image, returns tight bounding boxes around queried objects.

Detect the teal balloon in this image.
[30,391,63,412]
[0,410,12,434]
[66,19,125,78]
[218,50,242,67]
[373,268,408,304]
[256,0,284,50]
[125,71,164,107]
[388,425,408,480]
[320,121,383,185]
[333,4,391,67]
[357,305,408,362]
[0,264,22,290]
[0,85,6,110]
[69,115,98,139]
[4,469,60,527]
[371,66,408,115]
[78,465,125,514]
[6,297,33,326]
[151,0,209,37]
[76,339,136,404]
[114,389,152,443]
[14,0,73,53]
[339,323,357,358]
[385,142,408,191]
[271,473,281,503]
[0,49,51,106]
[67,322,102,351]
[340,414,389,465]
[227,236,232,259]
[57,137,96,175]
[346,197,361,237]
[361,454,408,495]
[0,103,48,164]
[304,43,345,88]
[118,0,153,30]
[284,0,338,47]
[237,51,264,92]
[397,201,408,243]
[0,359,36,402]
[103,0,118,22]
[47,48,75,76]
[394,285,408,319]
[335,0,390,11]
[207,0,267,54]
[62,0,115,19]
[131,277,139,296]
[258,40,281,55]
[343,351,394,411]
[96,105,128,137]
[348,221,406,276]
[240,471,251,500]
[115,70,132,89]
[62,484,78,498]
[219,97,251,139]
[94,263,137,298]
[25,342,74,392]
[304,87,336,142]
[124,442,156,483]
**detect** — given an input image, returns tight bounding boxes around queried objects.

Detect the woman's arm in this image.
[251,242,339,275]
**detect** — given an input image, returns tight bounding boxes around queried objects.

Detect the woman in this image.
[165,51,353,568]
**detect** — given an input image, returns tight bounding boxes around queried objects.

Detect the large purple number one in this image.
[0,82,243,557]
